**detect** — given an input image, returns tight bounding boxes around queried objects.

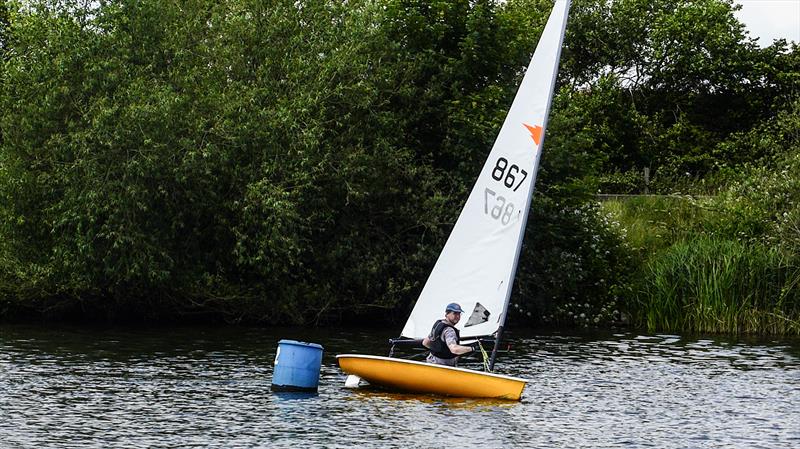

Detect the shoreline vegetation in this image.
[603,196,800,335]
[1,0,798,334]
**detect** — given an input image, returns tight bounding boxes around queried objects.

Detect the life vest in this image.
[429,320,460,359]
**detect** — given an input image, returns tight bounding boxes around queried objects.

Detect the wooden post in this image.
[644,167,650,194]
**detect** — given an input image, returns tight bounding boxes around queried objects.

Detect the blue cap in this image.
[445,303,464,313]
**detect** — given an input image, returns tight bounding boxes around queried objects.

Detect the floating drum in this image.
[271,340,324,392]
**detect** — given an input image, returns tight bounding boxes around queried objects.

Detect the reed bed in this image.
[635,237,800,335]
[602,197,800,335]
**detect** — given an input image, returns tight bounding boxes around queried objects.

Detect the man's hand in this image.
[422,336,431,349]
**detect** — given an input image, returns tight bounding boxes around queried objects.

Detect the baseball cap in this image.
[445,303,464,313]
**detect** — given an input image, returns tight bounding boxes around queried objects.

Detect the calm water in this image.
[0,325,798,448]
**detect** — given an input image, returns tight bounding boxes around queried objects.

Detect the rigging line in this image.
[477,340,490,372]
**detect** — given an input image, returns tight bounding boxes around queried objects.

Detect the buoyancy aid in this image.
[429,320,460,359]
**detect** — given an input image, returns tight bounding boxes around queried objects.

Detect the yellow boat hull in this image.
[336,354,527,400]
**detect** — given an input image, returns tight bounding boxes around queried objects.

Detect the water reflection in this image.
[0,325,798,448]
[344,388,519,410]
[272,391,319,401]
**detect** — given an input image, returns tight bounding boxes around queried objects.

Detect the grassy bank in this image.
[603,196,800,335]
[600,195,713,255]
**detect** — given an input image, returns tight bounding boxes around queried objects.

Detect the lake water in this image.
[0,325,798,448]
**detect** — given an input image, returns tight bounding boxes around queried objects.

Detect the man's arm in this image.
[447,342,473,355]
[443,328,472,355]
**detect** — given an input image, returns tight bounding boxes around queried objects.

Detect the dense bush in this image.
[0,0,797,334]
[0,0,445,322]
[2,0,613,323]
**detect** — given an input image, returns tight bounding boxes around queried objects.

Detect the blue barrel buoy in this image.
[271,340,324,392]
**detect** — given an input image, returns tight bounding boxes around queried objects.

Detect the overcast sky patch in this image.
[734,0,800,47]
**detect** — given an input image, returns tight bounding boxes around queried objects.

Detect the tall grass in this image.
[601,195,716,258]
[602,197,800,335]
[635,237,800,334]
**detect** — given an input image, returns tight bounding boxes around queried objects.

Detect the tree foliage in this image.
[0,0,796,327]
[556,0,799,189]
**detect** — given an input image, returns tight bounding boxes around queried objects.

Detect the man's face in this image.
[446,311,461,324]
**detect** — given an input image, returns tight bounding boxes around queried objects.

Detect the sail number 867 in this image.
[492,157,528,192]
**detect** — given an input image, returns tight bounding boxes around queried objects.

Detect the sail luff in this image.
[495,0,571,339]
[489,0,571,370]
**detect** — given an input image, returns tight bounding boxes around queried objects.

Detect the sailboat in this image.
[337,0,571,401]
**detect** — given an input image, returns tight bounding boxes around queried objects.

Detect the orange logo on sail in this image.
[523,123,542,145]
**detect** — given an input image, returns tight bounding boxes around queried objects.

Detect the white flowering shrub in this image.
[511,196,633,327]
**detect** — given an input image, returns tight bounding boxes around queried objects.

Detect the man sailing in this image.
[422,303,475,366]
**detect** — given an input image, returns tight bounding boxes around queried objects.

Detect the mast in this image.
[489,0,571,371]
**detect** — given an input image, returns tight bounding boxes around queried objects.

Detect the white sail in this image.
[401,0,571,340]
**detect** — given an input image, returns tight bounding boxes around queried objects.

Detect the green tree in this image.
[0,0,10,149]
[544,0,800,188]
[0,1,8,55]
[2,0,794,330]
[0,0,452,322]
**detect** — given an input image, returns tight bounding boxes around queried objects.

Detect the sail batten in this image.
[400,0,571,340]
